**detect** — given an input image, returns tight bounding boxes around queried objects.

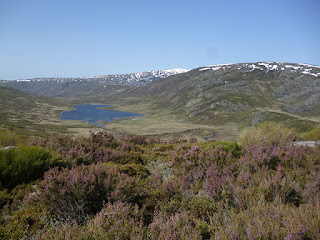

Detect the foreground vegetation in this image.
[0,123,320,239]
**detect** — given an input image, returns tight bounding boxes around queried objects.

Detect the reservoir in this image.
[60,104,144,128]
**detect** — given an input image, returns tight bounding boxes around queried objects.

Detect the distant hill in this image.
[115,62,320,131]
[0,69,188,97]
[0,86,75,136]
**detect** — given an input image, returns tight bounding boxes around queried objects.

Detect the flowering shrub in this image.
[242,144,316,170]
[35,163,139,223]
[33,221,87,240]
[2,132,320,239]
[244,204,315,240]
[32,132,122,165]
[148,212,202,240]
[123,135,147,145]
[87,201,146,239]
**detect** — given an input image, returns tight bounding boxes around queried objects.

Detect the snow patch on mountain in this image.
[199,63,235,71]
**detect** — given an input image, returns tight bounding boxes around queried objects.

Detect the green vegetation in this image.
[237,121,297,147]
[304,126,320,140]
[0,129,28,147]
[0,146,58,189]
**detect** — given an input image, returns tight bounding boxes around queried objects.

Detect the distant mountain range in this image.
[0,69,188,97]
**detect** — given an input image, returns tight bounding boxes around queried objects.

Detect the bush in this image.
[205,141,242,158]
[238,121,296,147]
[33,132,146,166]
[0,204,48,240]
[0,129,28,147]
[88,201,146,239]
[304,126,320,140]
[0,146,57,189]
[148,212,202,240]
[118,163,150,178]
[35,163,140,223]
[34,201,146,240]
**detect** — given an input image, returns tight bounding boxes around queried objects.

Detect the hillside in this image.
[0,69,188,97]
[0,87,95,136]
[110,62,320,132]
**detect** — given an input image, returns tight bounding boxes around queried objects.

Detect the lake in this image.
[60,104,144,128]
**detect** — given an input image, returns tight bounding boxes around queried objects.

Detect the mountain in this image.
[114,62,320,132]
[0,69,188,97]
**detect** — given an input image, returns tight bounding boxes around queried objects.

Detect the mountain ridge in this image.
[109,61,320,132]
[0,69,188,97]
[0,69,189,85]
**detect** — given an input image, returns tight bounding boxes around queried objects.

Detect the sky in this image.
[0,0,319,80]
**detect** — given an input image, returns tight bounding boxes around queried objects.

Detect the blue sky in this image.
[0,0,319,79]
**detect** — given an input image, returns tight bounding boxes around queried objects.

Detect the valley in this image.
[1,62,319,140]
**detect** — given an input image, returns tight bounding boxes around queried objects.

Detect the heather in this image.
[0,127,320,239]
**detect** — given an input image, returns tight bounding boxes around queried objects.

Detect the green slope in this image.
[0,87,91,137]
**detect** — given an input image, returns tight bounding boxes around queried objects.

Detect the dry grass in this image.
[94,102,240,141]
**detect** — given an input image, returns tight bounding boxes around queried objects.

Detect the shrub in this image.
[123,135,147,145]
[32,221,87,240]
[0,189,10,208]
[0,146,57,189]
[238,121,296,147]
[244,205,314,239]
[34,202,146,240]
[202,163,234,204]
[87,201,146,239]
[148,212,202,240]
[118,163,150,178]
[33,132,146,166]
[0,129,26,147]
[35,163,139,223]
[304,126,320,140]
[0,204,48,240]
[205,141,242,158]
[242,145,310,170]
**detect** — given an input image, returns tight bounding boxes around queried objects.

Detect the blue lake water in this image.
[60,104,144,128]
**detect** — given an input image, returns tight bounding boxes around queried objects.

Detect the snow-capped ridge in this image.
[12,69,189,86]
[198,62,320,77]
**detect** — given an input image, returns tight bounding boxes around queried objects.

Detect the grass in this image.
[94,100,241,141]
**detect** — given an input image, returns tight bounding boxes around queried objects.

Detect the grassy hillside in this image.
[0,87,98,137]
[0,80,130,98]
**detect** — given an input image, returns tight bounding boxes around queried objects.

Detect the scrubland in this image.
[0,123,320,239]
